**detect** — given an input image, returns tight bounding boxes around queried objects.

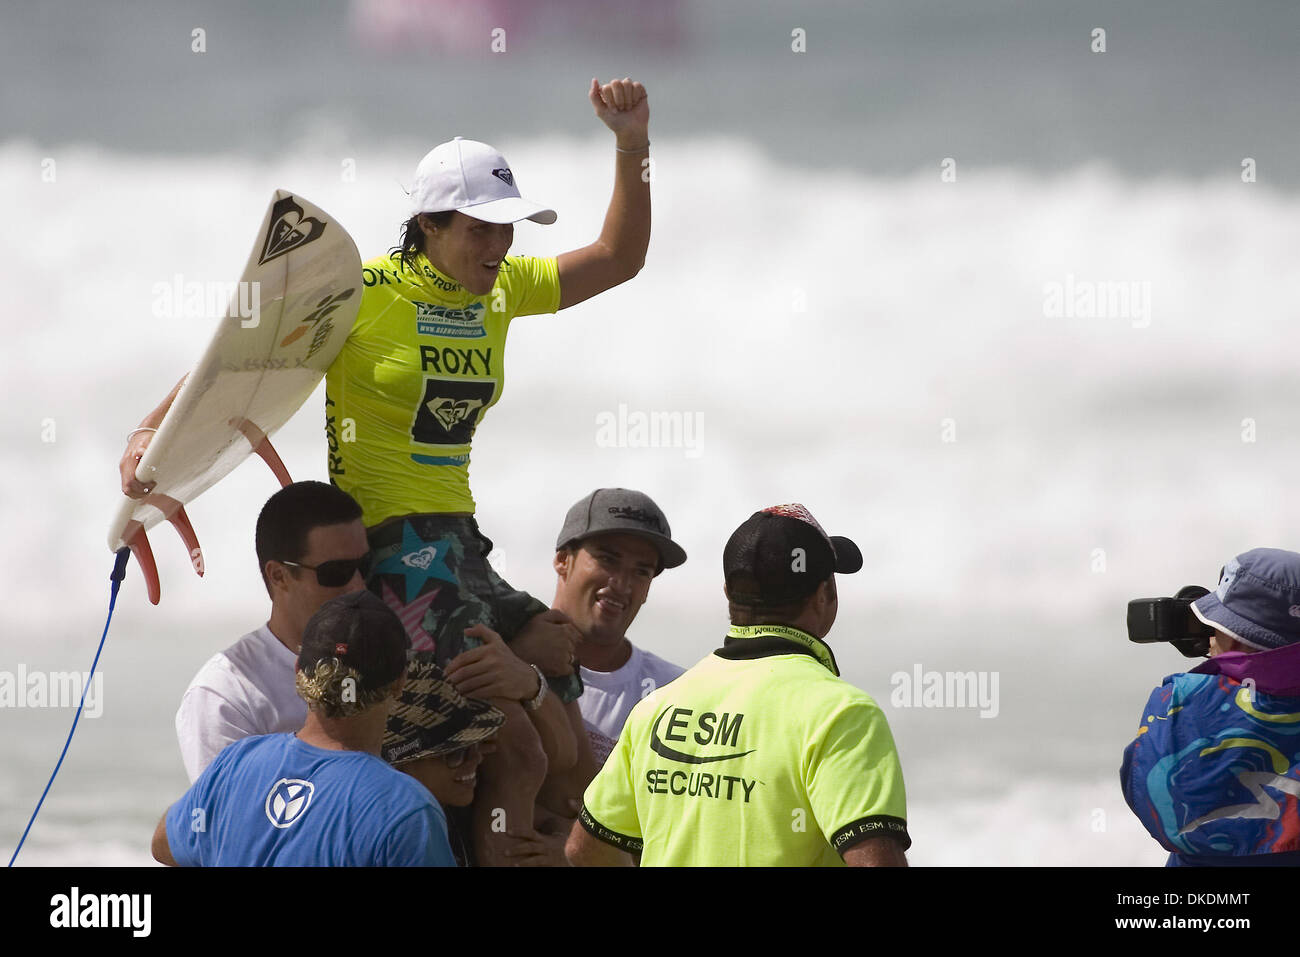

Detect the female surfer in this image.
[119,76,651,864]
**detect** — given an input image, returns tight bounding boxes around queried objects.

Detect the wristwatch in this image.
[523,664,548,712]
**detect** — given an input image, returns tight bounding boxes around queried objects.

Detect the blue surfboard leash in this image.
[7,547,130,867]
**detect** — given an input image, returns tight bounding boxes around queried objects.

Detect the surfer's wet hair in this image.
[394,211,455,271]
[255,481,364,597]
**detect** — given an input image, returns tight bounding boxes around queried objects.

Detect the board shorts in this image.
[366,513,582,703]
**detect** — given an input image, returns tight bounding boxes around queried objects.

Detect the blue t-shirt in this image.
[165,733,455,866]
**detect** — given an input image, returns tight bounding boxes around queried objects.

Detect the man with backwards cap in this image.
[566,504,910,867]
[1123,548,1300,866]
[152,591,455,867]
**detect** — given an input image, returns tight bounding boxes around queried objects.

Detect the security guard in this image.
[566,504,909,866]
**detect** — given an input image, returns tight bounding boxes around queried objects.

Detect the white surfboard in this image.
[107,190,362,604]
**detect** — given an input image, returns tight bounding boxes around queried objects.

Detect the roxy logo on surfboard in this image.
[258,195,328,265]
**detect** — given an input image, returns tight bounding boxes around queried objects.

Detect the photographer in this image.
[1121,548,1300,866]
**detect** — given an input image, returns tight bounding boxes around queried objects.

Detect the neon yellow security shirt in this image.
[579,626,910,866]
[325,252,560,525]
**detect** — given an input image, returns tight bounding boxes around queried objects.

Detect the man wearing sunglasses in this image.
[175,481,373,781]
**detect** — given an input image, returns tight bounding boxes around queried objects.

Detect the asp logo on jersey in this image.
[415,301,486,338]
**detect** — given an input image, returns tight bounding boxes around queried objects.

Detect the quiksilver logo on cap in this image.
[608,506,663,532]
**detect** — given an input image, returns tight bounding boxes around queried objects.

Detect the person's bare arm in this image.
[526,690,577,773]
[565,818,634,867]
[556,78,650,310]
[151,814,178,866]
[536,700,599,817]
[502,827,570,867]
[120,374,187,497]
[470,700,550,867]
[842,837,908,867]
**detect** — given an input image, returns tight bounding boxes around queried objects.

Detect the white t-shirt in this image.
[579,643,684,766]
[175,624,306,782]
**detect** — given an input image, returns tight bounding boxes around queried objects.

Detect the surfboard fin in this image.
[168,505,204,578]
[254,437,292,488]
[231,418,293,488]
[139,493,204,583]
[124,522,161,605]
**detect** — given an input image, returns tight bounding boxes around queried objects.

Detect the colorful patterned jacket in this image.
[1122,642,1300,866]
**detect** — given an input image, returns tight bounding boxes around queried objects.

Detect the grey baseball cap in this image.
[556,488,687,572]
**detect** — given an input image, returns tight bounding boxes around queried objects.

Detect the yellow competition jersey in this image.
[326,252,561,524]
[579,626,909,866]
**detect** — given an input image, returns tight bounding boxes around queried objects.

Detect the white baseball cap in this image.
[409,137,557,225]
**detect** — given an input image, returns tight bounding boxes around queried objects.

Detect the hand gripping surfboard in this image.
[107,190,362,604]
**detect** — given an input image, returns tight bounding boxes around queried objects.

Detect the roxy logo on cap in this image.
[492,168,513,186]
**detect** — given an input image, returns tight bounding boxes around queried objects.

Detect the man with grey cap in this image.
[554,488,688,765]
[567,503,910,867]
[152,591,455,867]
[1122,547,1300,866]
[516,489,688,863]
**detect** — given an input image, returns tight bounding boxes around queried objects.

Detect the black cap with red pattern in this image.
[297,590,410,692]
[723,504,863,607]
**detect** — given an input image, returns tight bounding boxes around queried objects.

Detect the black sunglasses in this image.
[442,743,480,768]
[279,552,373,587]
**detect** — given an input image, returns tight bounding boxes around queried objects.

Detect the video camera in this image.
[1127,585,1215,658]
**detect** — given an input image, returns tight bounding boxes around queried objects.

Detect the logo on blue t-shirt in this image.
[265,778,315,828]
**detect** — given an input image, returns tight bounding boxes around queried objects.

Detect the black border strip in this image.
[832,815,911,853]
[578,804,644,855]
[715,636,821,664]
